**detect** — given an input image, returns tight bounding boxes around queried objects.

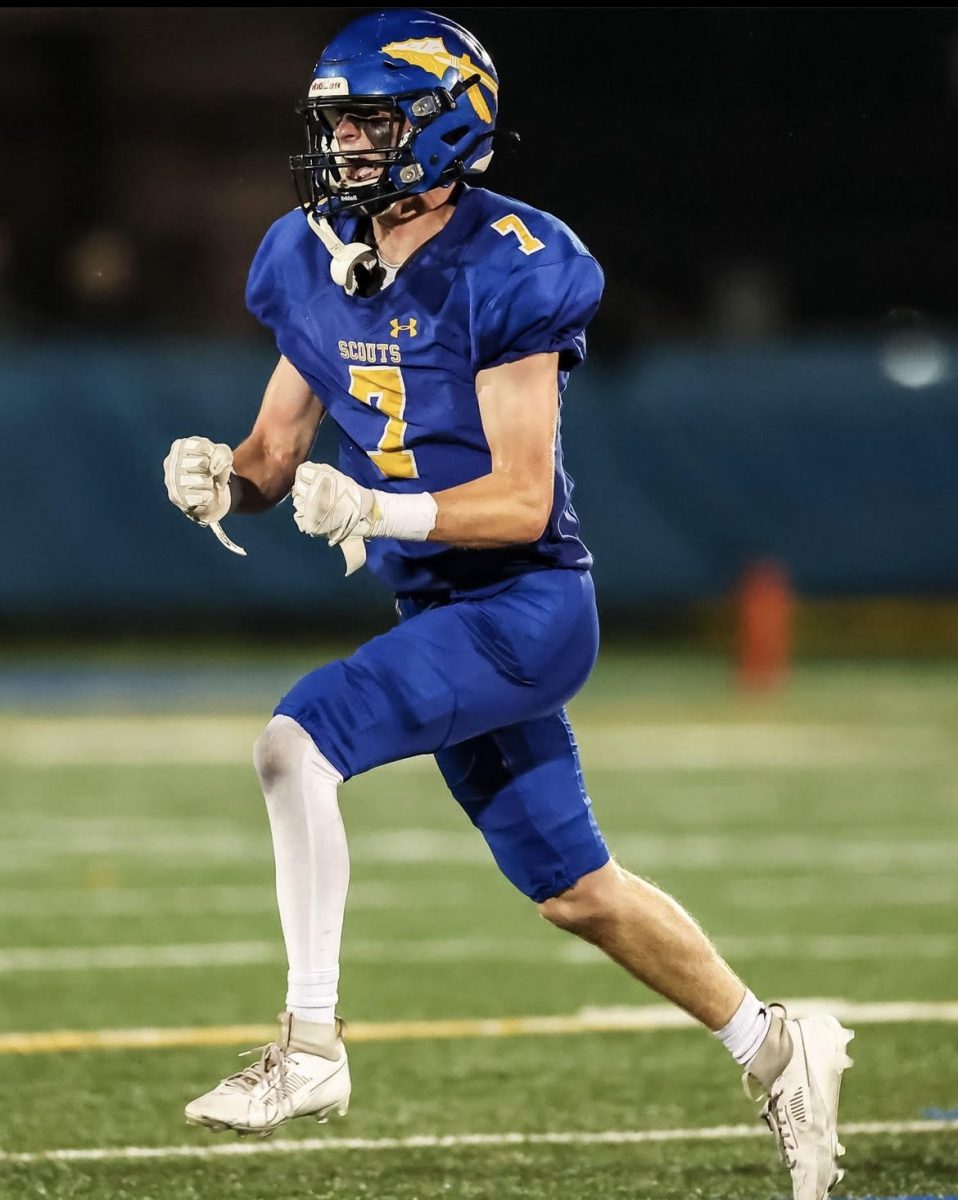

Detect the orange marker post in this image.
[737,560,792,692]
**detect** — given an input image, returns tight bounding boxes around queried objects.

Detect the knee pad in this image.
[253,714,313,789]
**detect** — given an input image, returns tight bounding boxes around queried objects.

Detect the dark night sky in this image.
[1,7,956,352]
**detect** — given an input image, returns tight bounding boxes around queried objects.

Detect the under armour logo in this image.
[389,317,418,338]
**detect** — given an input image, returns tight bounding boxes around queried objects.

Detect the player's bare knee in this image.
[537,863,620,934]
[253,714,311,789]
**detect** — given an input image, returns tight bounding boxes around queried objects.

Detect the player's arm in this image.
[229,356,326,513]
[290,353,560,564]
[290,354,560,565]
[164,356,324,529]
[428,352,557,547]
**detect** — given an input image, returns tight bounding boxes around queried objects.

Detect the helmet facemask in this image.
[290,69,495,222]
[292,96,427,219]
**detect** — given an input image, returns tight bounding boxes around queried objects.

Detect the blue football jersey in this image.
[246,184,604,595]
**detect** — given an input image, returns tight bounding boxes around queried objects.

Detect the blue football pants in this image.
[274,569,610,902]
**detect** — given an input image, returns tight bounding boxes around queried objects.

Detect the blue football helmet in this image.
[289,9,499,219]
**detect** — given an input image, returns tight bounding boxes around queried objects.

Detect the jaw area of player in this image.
[308,110,457,292]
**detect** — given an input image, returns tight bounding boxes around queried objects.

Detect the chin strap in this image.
[306,212,379,295]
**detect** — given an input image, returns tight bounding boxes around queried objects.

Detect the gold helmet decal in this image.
[380,37,498,124]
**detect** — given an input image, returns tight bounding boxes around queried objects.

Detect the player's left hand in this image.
[292,462,379,545]
[163,435,234,526]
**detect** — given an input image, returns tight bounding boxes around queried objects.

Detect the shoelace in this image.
[760,1090,798,1170]
[741,1001,796,1170]
[743,1073,798,1170]
[221,1041,290,1095]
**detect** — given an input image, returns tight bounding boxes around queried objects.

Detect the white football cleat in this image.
[745,1005,854,1200]
[185,1012,350,1136]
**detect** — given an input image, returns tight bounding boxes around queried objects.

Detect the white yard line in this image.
[0,932,955,974]
[593,834,958,872]
[0,717,264,767]
[578,725,947,770]
[0,828,954,873]
[340,831,958,872]
[0,876,953,917]
[724,877,958,908]
[349,829,958,873]
[0,1121,952,1165]
[0,716,949,769]
[0,941,282,972]
[0,881,420,916]
[2,998,957,1056]
[0,834,953,875]
[562,933,958,964]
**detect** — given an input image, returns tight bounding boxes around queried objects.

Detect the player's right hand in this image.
[163,436,234,525]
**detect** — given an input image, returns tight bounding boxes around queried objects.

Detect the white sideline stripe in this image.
[2,998,957,1056]
[0,933,955,973]
[0,716,949,769]
[0,1121,952,1164]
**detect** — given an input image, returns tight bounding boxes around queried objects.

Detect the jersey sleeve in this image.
[245,215,293,333]
[472,252,604,375]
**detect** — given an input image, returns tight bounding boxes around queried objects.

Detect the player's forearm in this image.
[429,470,552,548]
[229,437,304,513]
[227,369,326,514]
[291,463,553,556]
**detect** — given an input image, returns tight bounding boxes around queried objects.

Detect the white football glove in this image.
[292,463,378,576]
[163,436,247,556]
[164,436,233,524]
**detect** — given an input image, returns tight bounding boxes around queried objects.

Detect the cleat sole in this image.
[315,1097,350,1124]
[185,1117,229,1133]
[828,1026,854,1197]
[188,1102,349,1138]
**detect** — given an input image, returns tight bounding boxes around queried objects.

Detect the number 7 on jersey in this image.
[491,214,545,256]
[348,366,418,479]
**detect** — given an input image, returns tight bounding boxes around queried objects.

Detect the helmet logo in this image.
[389,317,418,338]
[380,37,497,124]
[309,76,349,98]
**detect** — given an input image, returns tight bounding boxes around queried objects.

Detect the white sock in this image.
[254,714,349,1027]
[713,989,771,1065]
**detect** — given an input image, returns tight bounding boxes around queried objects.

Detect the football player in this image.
[163,11,853,1198]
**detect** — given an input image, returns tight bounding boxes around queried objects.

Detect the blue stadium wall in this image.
[2,339,957,622]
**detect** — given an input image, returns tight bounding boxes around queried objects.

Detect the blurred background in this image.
[0,14,957,1190]
[1,6,957,662]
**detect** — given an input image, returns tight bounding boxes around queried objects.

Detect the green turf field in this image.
[0,651,956,1199]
